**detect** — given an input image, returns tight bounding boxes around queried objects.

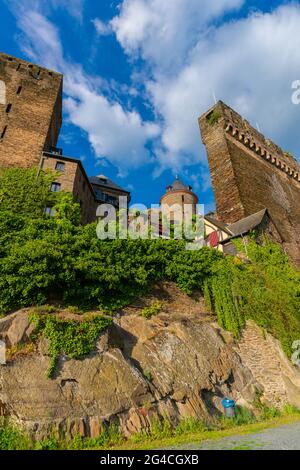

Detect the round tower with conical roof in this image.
[160,176,198,224]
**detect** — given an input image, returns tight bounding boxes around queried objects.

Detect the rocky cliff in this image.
[0,283,300,441]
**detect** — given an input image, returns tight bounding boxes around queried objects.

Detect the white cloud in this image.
[50,0,85,21]
[92,18,112,36]
[112,2,300,176]
[64,90,159,170]
[7,0,85,22]
[17,11,64,69]
[10,6,159,173]
[111,0,244,72]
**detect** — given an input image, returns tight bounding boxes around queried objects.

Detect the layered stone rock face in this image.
[0,300,300,441]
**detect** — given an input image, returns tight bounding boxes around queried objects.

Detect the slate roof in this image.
[167,176,192,192]
[204,215,233,235]
[228,208,268,236]
[89,175,130,194]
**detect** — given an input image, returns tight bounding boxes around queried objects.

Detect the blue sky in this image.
[1,0,300,210]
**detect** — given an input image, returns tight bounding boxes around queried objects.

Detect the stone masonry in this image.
[199,101,300,266]
[234,321,300,408]
[41,153,97,225]
[0,52,62,168]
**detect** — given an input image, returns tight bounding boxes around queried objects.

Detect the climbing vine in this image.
[206,110,222,126]
[204,240,300,355]
[29,313,112,378]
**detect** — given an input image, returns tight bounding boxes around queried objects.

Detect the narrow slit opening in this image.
[1,126,7,140]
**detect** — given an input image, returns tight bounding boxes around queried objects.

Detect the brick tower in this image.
[198,101,300,265]
[0,52,62,169]
[160,176,198,224]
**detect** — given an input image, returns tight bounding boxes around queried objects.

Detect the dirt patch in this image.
[121,281,211,321]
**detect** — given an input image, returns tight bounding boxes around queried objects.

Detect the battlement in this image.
[0,52,62,82]
[224,121,300,184]
[201,101,300,183]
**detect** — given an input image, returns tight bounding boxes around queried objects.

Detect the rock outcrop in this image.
[0,286,300,441]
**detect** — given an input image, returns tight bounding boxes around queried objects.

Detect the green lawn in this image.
[109,414,300,451]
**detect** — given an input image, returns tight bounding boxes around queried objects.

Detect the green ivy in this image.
[29,313,112,378]
[204,240,300,354]
[206,110,222,126]
[141,301,162,319]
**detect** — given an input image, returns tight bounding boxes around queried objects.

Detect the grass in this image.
[1,408,300,451]
[6,342,36,361]
[109,413,300,451]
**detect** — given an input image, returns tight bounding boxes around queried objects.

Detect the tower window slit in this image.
[6,104,12,113]
[17,86,22,95]
[1,126,7,140]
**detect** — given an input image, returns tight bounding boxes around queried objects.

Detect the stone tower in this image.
[0,52,62,169]
[160,176,198,224]
[198,101,300,265]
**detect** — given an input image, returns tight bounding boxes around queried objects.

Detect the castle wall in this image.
[41,154,97,225]
[199,101,300,265]
[0,53,62,169]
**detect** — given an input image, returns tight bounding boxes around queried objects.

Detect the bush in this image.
[141,301,162,319]
[0,423,30,450]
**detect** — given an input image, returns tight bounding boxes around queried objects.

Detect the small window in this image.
[1,126,7,140]
[55,162,65,172]
[6,104,12,114]
[17,86,22,95]
[32,69,41,80]
[44,207,55,217]
[50,182,61,193]
[16,63,21,71]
